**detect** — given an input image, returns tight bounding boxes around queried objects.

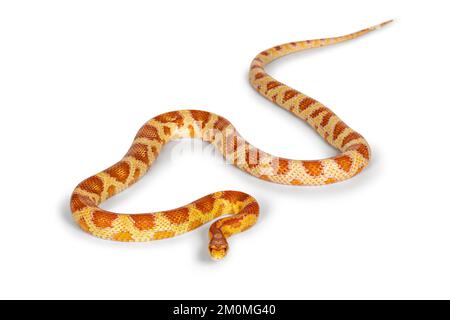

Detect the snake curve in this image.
[70,21,391,259]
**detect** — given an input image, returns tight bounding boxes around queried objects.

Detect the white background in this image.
[1,0,449,299]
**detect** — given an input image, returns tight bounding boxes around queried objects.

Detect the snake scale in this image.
[70,21,391,259]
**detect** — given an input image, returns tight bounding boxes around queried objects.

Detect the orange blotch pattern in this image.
[163,126,171,136]
[188,219,203,231]
[266,81,281,91]
[70,193,94,212]
[213,117,231,131]
[277,158,290,175]
[153,231,176,240]
[92,210,117,228]
[310,107,327,118]
[320,111,334,127]
[79,176,104,196]
[342,132,362,147]
[334,155,353,172]
[133,168,141,181]
[131,215,156,231]
[221,191,249,204]
[347,143,370,160]
[283,90,298,102]
[126,143,149,165]
[194,194,215,213]
[107,185,116,198]
[298,97,316,111]
[254,72,265,80]
[190,110,211,128]
[136,124,163,142]
[105,161,130,183]
[163,208,190,225]
[303,160,324,177]
[333,121,347,141]
[113,232,133,241]
[241,202,259,215]
[222,217,242,229]
[154,111,184,127]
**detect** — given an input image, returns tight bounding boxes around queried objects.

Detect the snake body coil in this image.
[70,21,391,259]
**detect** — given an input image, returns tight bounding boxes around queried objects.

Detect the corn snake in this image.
[70,21,391,259]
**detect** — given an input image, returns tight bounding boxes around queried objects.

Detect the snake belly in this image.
[70,21,391,259]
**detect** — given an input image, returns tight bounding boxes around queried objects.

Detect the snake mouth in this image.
[209,247,229,260]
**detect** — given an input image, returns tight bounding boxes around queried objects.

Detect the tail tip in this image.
[372,19,394,30]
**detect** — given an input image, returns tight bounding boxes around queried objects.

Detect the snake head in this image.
[208,232,229,260]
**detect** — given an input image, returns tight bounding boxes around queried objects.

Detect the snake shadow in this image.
[60,195,79,232]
